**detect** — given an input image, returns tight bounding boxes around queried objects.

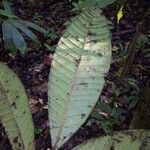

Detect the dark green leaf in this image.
[2,21,17,53]
[97,101,112,113]
[3,0,12,15]
[44,44,55,52]
[18,20,46,33]
[95,0,116,8]
[9,19,40,44]
[2,20,27,54]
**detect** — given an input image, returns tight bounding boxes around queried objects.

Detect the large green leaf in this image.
[48,8,111,148]
[0,63,34,150]
[73,129,150,150]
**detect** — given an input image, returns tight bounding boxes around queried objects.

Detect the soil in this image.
[0,0,149,149]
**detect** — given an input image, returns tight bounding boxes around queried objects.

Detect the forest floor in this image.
[0,0,149,149]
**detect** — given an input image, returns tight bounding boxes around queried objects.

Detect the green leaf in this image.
[2,20,27,54]
[18,20,46,33]
[96,101,112,113]
[96,0,116,8]
[8,19,40,44]
[48,8,111,148]
[117,5,124,24]
[2,21,17,53]
[0,62,35,150]
[44,44,55,52]
[73,129,150,150]
[136,34,149,48]
[3,0,13,15]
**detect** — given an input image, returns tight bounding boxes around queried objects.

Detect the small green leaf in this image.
[44,44,55,52]
[117,5,124,24]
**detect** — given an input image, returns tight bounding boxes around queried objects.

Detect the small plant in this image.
[0,0,46,54]
[33,12,45,26]
[46,28,61,40]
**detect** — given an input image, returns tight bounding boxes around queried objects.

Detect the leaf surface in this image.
[48,8,111,148]
[73,129,150,150]
[0,63,34,150]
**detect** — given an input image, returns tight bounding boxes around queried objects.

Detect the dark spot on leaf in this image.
[110,145,115,150]
[18,143,22,148]
[88,31,95,36]
[23,111,26,114]
[13,137,18,144]
[80,82,87,85]
[16,95,19,99]
[98,53,102,57]
[113,138,121,143]
[92,40,97,43]
[81,114,85,119]
[67,93,70,96]
[75,58,81,65]
[11,102,16,108]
